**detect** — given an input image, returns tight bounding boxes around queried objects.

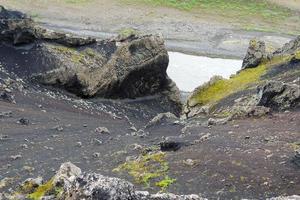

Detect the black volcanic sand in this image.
[0,72,300,200]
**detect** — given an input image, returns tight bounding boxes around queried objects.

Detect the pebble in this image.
[76,142,82,147]
[10,154,22,160]
[53,126,64,132]
[93,138,103,145]
[95,127,110,134]
[93,152,101,158]
[18,118,29,125]
[129,126,137,132]
[184,159,196,166]
[21,144,28,149]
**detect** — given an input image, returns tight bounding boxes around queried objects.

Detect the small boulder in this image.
[53,162,82,189]
[160,139,183,152]
[146,112,177,128]
[257,81,300,111]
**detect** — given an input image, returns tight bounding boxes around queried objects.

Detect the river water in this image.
[167,52,242,92]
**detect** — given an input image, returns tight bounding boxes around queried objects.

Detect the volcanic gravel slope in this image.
[0,70,299,199]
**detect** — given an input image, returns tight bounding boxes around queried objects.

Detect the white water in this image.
[167,52,242,92]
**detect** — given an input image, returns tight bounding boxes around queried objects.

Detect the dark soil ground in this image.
[0,76,299,199]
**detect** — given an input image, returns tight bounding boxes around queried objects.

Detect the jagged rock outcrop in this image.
[257,81,300,111]
[242,39,266,69]
[0,6,179,103]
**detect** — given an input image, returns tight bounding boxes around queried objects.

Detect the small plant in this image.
[155,176,176,191]
[118,28,139,38]
[113,152,176,190]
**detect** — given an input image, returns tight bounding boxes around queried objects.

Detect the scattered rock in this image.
[194,133,211,144]
[146,112,177,128]
[129,126,138,132]
[160,140,183,152]
[53,125,64,132]
[93,138,103,145]
[0,111,12,118]
[207,116,231,126]
[93,152,101,158]
[183,159,196,166]
[95,127,110,134]
[0,91,14,103]
[21,144,28,149]
[17,118,29,125]
[76,142,82,148]
[131,129,149,138]
[10,154,22,160]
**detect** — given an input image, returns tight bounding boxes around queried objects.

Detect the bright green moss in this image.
[155,176,176,191]
[113,152,175,190]
[188,54,297,107]
[189,64,267,107]
[27,179,54,200]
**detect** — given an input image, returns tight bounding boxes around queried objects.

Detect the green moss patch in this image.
[189,64,267,107]
[113,152,176,191]
[188,54,297,108]
[27,179,54,200]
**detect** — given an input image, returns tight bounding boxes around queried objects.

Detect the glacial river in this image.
[167,52,242,92]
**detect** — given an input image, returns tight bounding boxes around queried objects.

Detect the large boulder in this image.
[33,34,169,98]
[242,39,266,69]
[0,6,173,100]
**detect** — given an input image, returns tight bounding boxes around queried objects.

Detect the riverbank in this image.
[0,0,298,58]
